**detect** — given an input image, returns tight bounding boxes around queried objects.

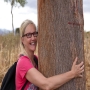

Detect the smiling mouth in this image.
[30,42,36,45]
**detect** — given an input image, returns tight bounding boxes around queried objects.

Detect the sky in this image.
[0,0,90,31]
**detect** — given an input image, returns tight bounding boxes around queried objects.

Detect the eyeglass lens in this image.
[23,32,38,38]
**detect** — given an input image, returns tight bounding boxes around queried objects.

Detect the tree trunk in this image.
[38,0,86,90]
[11,5,14,34]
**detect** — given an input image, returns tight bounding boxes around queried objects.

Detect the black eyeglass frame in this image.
[22,32,38,38]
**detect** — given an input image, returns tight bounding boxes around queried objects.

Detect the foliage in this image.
[15,27,20,35]
[4,0,27,7]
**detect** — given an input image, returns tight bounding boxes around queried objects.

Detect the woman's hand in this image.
[71,57,84,78]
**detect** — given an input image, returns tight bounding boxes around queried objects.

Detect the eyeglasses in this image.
[22,32,38,38]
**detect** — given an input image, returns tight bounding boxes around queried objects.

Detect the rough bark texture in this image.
[38,0,86,90]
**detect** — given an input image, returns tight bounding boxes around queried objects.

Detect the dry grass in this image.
[0,33,20,85]
[84,31,90,90]
[0,32,90,89]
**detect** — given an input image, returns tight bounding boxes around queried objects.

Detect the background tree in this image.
[4,0,27,34]
[38,0,86,90]
[15,27,20,35]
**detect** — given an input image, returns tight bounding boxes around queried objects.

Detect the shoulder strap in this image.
[34,55,38,67]
[21,80,28,90]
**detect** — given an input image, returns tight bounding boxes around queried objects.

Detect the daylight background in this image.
[0,0,90,32]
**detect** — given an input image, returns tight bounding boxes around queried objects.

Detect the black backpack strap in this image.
[21,80,28,90]
[34,55,38,67]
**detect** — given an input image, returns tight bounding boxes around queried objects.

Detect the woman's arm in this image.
[26,57,84,90]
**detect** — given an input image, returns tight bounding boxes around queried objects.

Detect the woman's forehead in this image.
[25,24,36,33]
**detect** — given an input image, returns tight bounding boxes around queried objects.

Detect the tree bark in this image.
[38,0,86,90]
[11,5,14,34]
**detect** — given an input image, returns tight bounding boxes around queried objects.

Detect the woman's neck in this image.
[24,50,36,67]
[24,49,34,61]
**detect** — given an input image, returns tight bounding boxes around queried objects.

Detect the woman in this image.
[16,19,84,90]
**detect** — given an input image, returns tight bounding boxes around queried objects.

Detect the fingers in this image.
[81,69,84,73]
[79,69,84,78]
[79,74,83,78]
[79,61,84,67]
[73,57,78,65]
[72,57,85,78]
[73,57,84,67]
[79,65,84,78]
[80,65,84,70]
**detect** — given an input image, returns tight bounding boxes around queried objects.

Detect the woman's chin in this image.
[30,48,36,52]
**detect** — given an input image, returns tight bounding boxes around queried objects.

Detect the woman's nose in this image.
[31,35,35,40]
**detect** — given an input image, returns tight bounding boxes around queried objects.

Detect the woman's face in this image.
[22,24,38,52]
